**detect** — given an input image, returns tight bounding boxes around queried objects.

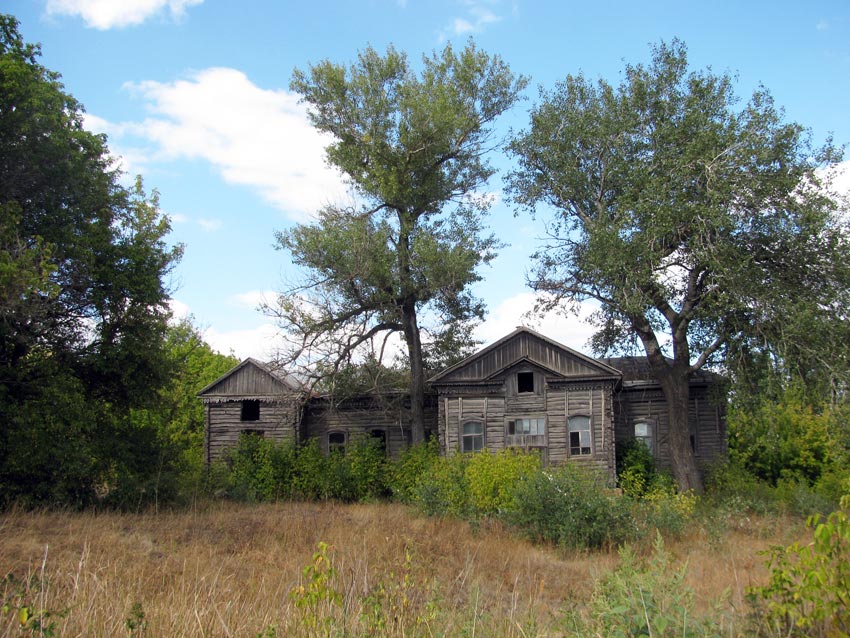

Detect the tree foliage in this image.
[507,39,850,491]
[0,15,183,507]
[272,41,527,441]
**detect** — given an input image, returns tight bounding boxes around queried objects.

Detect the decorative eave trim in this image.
[201,395,301,404]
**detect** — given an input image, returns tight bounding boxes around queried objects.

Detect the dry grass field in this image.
[0,501,804,637]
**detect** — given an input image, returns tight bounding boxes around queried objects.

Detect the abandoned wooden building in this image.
[198,327,727,481]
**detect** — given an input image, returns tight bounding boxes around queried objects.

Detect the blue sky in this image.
[8,0,850,360]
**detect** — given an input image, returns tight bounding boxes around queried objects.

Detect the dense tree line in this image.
[0,15,235,507]
[2,13,847,507]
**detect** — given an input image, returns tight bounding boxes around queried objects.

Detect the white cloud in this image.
[441,0,503,39]
[167,297,191,320]
[230,290,277,310]
[121,67,347,220]
[476,292,599,353]
[46,0,203,29]
[197,218,222,232]
[203,322,281,361]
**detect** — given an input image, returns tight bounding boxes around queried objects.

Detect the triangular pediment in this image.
[198,358,303,402]
[430,327,621,385]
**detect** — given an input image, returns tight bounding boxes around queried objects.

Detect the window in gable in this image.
[462,421,484,453]
[241,400,260,421]
[569,415,592,456]
[517,371,535,393]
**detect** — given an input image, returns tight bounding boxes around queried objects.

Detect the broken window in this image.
[517,371,534,393]
[569,415,592,455]
[507,417,545,436]
[241,400,260,421]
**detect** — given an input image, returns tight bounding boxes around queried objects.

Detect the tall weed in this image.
[563,532,734,637]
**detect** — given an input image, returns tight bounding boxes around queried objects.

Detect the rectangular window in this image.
[241,400,260,421]
[328,431,346,453]
[462,421,484,453]
[569,415,592,455]
[507,418,545,436]
[635,421,654,453]
[517,371,535,393]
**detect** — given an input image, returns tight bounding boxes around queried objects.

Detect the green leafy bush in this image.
[616,438,658,498]
[406,448,541,518]
[465,448,541,515]
[729,392,834,486]
[504,463,634,550]
[749,491,850,637]
[217,434,390,503]
[413,453,471,517]
[386,439,440,503]
[224,433,279,501]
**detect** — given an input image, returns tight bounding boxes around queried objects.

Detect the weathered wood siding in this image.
[301,397,438,458]
[613,384,726,470]
[546,382,616,478]
[439,331,611,382]
[437,379,617,483]
[205,399,301,462]
[202,361,294,399]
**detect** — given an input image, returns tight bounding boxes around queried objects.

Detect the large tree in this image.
[507,40,849,491]
[273,41,526,442]
[0,15,183,506]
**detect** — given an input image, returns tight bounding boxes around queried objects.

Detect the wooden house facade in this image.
[199,327,726,480]
[197,358,304,464]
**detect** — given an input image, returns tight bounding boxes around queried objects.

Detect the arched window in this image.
[462,421,484,453]
[568,415,592,456]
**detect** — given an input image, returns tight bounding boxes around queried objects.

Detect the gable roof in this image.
[430,326,621,385]
[197,358,304,402]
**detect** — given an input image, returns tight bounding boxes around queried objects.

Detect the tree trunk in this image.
[401,300,426,444]
[658,369,704,492]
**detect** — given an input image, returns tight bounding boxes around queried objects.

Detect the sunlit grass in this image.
[0,501,802,637]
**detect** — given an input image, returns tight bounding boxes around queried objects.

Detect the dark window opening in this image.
[241,400,260,421]
[369,429,387,453]
[517,371,534,393]
[328,431,346,453]
[690,434,698,454]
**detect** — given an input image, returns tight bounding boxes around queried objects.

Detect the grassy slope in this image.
[0,502,803,637]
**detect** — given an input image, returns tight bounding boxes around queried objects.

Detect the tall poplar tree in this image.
[507,40,849,491]
[274,41,526,442]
